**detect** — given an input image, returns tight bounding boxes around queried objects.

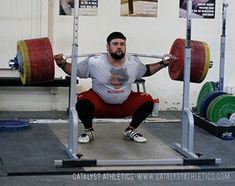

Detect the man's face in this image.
[107,38,126,60]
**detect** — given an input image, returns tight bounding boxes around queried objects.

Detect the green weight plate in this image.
[207,95,235,123]
[196,81,216,113]
[199,91,228,118]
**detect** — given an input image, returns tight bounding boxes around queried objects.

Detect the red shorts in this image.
[77,90,153,118]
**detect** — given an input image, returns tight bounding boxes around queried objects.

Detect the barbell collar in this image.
[8,52,24,74]
[8,58,18,70]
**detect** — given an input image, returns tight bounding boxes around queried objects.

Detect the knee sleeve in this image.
[130,101,154,129]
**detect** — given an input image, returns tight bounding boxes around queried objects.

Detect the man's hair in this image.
[106,32,126,44]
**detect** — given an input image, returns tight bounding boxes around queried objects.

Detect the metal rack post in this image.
[66,0,79,159]
[219,0,228,91]
[171,0,198,158]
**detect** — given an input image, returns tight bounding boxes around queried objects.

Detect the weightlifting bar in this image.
[64,52,212,69]
[64,53,176,61]
[9,37,213,84]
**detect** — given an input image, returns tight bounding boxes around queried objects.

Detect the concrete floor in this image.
[49,122,180,161]
[1,111,235,185]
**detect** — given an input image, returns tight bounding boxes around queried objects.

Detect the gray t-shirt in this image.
[77,54,146,104]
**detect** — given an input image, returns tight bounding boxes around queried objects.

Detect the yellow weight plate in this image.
[17,40,31,84]
[199,42,210,82]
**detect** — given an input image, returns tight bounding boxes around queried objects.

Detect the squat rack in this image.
[55,0,221,167]
[219,0,228,91]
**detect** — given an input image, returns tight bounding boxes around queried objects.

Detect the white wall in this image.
[0,0,234,111]
[0,0,48,68]
[53,0,235,110]
[0,0,69,111]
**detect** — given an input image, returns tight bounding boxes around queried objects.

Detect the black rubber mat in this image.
[144,122,235,170]
[0,124,83,175]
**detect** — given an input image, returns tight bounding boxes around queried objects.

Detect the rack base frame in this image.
[193,113,235,139]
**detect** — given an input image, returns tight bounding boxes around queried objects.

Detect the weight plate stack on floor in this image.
[206,95,235,123]
[196,81,219,113]
[199,91,228,118]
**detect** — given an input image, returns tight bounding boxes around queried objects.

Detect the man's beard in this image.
[110,51,125,60]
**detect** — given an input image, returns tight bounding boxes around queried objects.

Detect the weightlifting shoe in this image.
[78,129,94,144]
[123,129,147,143]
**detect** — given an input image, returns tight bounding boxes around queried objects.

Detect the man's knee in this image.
[139,101,154,113]
[76,99,94,113]
[138,92,154,103]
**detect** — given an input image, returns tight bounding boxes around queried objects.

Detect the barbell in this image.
[9,37,212,85]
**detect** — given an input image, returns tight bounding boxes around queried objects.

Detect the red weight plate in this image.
[168,38,184,81]
[190,40,206,83]
[24,38,54,84]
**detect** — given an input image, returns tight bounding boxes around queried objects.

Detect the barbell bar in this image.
[9,37,213,85]
[64,53,175,61]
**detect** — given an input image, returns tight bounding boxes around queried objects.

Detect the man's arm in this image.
[143,60,170,77]
[54,54,72,75]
